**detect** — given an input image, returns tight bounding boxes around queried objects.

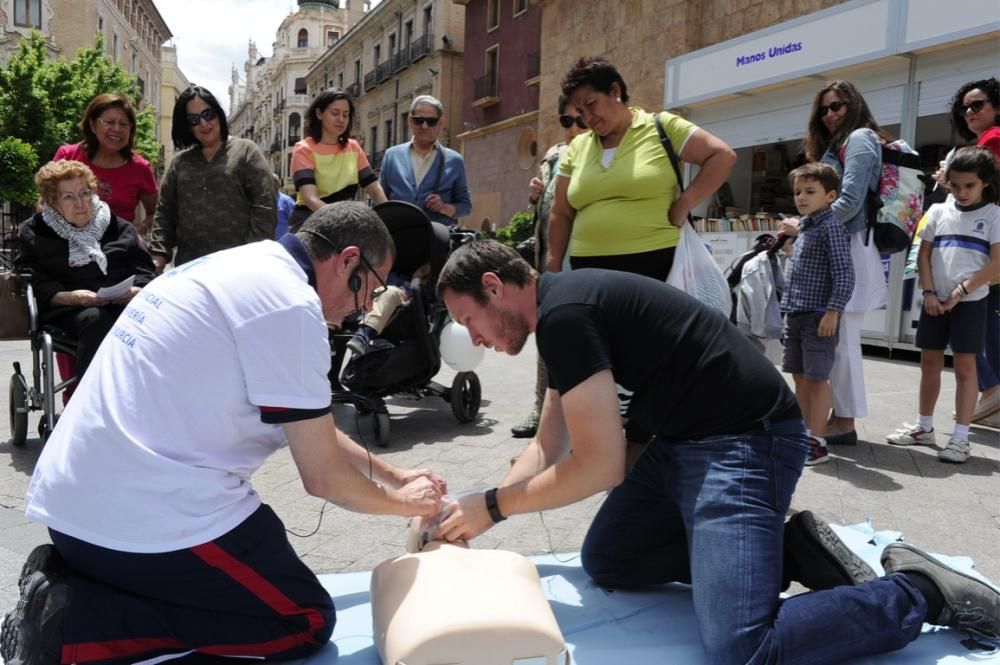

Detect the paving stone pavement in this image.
[1,337,998,618]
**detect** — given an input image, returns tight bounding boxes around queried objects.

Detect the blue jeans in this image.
[976,285,1000,392]
[580,419,927,665]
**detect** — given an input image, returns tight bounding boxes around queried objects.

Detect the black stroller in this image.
[332,201,481,445]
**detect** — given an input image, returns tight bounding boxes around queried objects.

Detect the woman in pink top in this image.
[54,93,158,234]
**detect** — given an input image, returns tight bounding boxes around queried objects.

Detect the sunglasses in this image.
[559,114,586,129]
[410,115,439,127]
[818,101,848,117]
[962,99,989,114]
[185,107,218,126]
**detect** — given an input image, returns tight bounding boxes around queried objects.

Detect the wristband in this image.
[484,488,506,523]
[921,289,935,296]
[958,282,969,296]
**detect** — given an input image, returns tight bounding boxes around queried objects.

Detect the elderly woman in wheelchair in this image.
[16,160,156,382]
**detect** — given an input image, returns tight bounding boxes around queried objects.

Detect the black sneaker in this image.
[510,410,539,438]
[17,546,66,593]
[784,510,878,591]
[882,543,999,642]
[0,571,66,665]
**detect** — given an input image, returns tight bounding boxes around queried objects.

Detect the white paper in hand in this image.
[96,275,135,301]
[666,225,731,316]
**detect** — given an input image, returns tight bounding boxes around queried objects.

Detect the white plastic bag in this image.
[666,225,731,316]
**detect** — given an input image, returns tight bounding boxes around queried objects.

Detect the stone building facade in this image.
[304,0,467,175]
[452,0,542,230]
[228,0,366,186]
[0,0,171,146]
[533,0,847,154]
[158,44,188,171]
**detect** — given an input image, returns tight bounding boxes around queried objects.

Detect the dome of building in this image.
[298,0,340,8]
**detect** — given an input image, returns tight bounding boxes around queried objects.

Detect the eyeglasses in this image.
[818,101,848,117]
[185,108,218,126]
[410,115,440,127]
[359,253,389,295]
[962,99,989,114]
[559,114,586,129]
[98,118,131,130]
[56,188,93,205]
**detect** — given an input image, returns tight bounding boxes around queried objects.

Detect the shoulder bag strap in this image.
[655,114,694,224]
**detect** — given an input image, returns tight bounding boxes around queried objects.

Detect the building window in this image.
[112,33,119,60]
[98,15,104,30]
[288,113,301,145]
[404,19,413,46]
[389,33,396,55]
[423,6,432,35]
[370,126,379,153]
[487,0,499,31]
[337,72,344,89]
[373,43,381,65]
[384,119,393,147]
[294,77,307,95]
[354,59,361,84]
[484,45,500,96]
[13,0,41,27]
[297,28,308,48]
[327,31,339,47]
[400,112,409,142]
[513,0,527,16]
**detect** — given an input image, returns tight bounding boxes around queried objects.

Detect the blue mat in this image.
[291,523,1000,664]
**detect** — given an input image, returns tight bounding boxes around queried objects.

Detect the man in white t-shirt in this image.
[1,201,446,665]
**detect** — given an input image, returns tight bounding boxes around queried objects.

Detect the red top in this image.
[977,125,1000,162]
[53,143,158,222]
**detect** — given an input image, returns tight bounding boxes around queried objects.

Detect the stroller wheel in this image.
[9,372,29,447]
[358,410,391,447]
[450,372,481,424]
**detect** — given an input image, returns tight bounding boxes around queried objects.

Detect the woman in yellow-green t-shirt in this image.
[546,57,737,280]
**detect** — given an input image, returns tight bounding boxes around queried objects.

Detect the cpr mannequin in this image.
[370,516,568,665]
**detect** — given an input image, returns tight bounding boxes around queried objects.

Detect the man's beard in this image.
[495,307,530,355]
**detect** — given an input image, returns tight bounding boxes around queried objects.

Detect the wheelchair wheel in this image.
[358,410,391,448]
[450,372,481,424]
[9,373,29,447]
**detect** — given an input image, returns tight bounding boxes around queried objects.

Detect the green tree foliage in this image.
[0,31,159,180]
[494,211,535,246]
[0,137,39,206]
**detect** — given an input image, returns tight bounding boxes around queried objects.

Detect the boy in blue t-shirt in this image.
[781,162,855,466]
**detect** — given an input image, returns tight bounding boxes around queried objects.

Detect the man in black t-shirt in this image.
[434,240,999,663]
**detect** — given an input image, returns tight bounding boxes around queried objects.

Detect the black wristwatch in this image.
[484,488,506,523]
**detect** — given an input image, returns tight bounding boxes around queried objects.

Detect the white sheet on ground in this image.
[285,521,998,664]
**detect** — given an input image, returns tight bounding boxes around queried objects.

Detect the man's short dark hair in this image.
[437,240,534,305]
[296,201,394,265]
[788,162,841,194]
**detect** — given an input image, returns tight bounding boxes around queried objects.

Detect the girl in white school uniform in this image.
[887,146,1000,462]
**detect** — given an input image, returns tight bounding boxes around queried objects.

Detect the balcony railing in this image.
[473,73,499,107]
[371,150,385,170]
[409,33,432,63]
[363,69,377,92]
[347,82,361,97]
[376,60,393,83]
[392,47,409,73]
[525,51,540,82]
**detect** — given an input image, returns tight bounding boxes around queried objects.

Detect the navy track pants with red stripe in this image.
[49,504,335,664]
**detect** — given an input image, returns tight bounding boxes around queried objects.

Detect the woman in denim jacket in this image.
[780,80,890,444]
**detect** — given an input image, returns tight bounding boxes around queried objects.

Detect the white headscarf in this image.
[41,193,112,275]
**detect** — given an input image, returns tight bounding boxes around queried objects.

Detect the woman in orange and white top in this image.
[288,89,387,232]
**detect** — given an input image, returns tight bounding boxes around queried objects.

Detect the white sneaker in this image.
[886,424,935,446]
[938,437,970,463]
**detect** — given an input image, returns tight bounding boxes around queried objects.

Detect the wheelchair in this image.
[333,201,482,446]
[7,273,78,447]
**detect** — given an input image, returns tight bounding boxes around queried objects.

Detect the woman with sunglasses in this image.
[53,93,158,233]
[16,160,155,380]
[511,95,588,439]
[936,78,1000,426]
[288,89,387,233]
[546,56,735,280]
[149,85,275,272]
[779,80,894,446]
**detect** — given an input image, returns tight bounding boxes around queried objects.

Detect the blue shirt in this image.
[275,192,295,239]
[781,206,855,313]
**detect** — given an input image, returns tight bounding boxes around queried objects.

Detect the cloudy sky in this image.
[157,1,380,113]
